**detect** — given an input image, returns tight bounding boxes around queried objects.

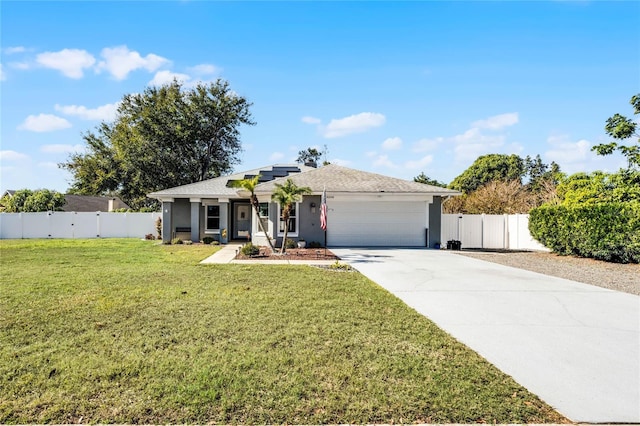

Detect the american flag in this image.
[320,187,327,231]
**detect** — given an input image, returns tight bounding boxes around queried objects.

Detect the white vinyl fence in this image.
[0,212,161,239]
[442,213,548,251]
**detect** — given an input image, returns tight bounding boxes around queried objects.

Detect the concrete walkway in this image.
[331,248,640,424]
[200,243,336,265]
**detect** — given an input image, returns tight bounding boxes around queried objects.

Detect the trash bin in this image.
[447,240,461,250]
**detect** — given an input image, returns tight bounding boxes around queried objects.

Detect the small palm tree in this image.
[271,178,312,254]
[231,175,276,252]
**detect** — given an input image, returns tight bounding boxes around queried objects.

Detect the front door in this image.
[233,202,252,240]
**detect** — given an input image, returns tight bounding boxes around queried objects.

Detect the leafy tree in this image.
[230,175,276,252]
[556,170,640,205]
[525,155,562,191]
[296,147,323,165]
[1,189,66,212]
[449,154,524,193]
[60,79,255,210]
[413,172,446,187]
[592,94,640,170]
[271,178,311,254]
[443,180,537,214]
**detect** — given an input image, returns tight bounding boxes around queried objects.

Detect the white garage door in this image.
[327,200,427,247]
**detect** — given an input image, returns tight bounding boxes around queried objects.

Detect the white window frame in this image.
[254,202,271,236]
[277,202,299,237]
[204,204,221,234]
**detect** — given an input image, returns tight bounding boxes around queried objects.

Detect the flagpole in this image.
[321,186,327,256]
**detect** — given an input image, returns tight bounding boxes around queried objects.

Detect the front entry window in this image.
[258,203,269,234]
[206,205,220,230]
[278,204,297,235]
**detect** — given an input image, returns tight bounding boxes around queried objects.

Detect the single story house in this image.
[148,163,460,248]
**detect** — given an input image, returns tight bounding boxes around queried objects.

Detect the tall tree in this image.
[271,178,312,254]
[413,172,445,187]
[1,189,66,212]
[592,93,640,170]
[230,175,276,252]
[296,147,323,165]
[449,154,525,193]
[60,79,255,210]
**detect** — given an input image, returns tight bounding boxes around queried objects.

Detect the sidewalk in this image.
[200,243,336,265]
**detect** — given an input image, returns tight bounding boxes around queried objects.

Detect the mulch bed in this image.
[235,247,339,261]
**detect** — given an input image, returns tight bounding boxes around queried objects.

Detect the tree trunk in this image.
[280,204,291,254]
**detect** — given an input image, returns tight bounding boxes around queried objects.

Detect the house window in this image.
[278,203,298,235]
[258,202,269,234]
[206,205,220,230]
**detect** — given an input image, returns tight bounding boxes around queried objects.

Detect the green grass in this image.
[0,239,566,424]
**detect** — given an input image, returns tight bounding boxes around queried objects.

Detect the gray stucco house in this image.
[148,163,460,248]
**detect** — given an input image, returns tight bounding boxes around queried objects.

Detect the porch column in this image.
[190,198,201,243]
[219,198,229,244]
[161,200,173,244]
[428,196,442,249]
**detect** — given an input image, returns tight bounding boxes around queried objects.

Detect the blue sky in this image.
[1,1,638,194]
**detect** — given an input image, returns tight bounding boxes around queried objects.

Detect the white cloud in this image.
[382,137,402,151]
[3,46,27,54]
[18,114,72,132]
[41,144,85,154]
[301,116,321,124]
[413,137,444,152]
[97,45,170,80]
[0,64,5,81]
[149,70,191,86]
[472,112,519,130]
[0,150,29,161]
[9,62,30,70]
[188,64,220,75]
[55,102,119,121]
[545,135,591,165]
[405,155,434,169]
[322,112,386,138]
[37,161,60,170]
[269,152,285,162]
[372,154,397,169]
[36,49,96,78]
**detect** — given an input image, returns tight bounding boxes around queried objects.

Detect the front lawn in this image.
[0,239,566,424]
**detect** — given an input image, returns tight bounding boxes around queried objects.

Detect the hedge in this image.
[529,201,640,264]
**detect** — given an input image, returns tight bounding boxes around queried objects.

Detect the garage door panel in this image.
[328,200,426,247]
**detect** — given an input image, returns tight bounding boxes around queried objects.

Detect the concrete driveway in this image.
[331,248,640,423]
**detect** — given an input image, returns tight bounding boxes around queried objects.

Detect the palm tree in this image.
[230,175,276,252]
[271,178,312,254]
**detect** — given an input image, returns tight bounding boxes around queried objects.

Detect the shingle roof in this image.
[62,195,130,212]
[254,164,460,195]
[147,164,314,198]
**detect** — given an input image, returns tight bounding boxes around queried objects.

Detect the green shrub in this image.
[308,241,322,248]
[240,242,260,256]
[202,236,216,245]
[529,201,640,263]
[171,238,184,245]
[285,238,297,249]
[155,217,162,238]
[145,234,155,240]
